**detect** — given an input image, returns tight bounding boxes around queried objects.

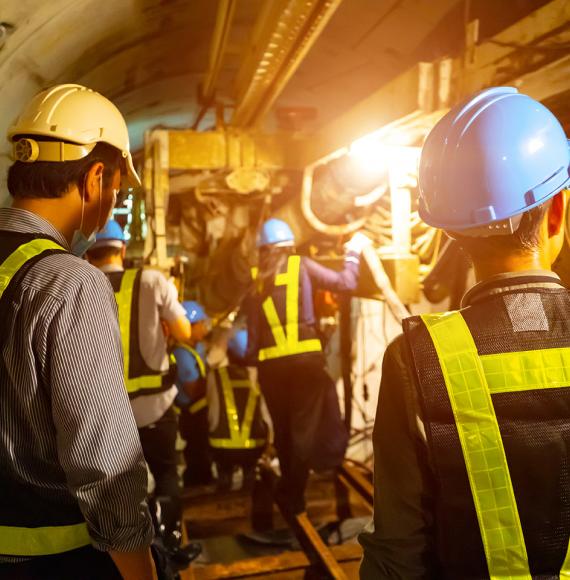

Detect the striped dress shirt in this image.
[0,207,153,561]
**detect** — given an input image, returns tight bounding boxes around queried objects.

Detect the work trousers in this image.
[178,405,213,486]
[213,447,264,488]
[0,545,122,579]
[138,405,181,534]
[258,353,347,514]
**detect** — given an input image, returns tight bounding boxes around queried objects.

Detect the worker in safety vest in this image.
[87,220,201,570]
[0,85,157,579]
[245,218,370,514]
[171,301,213,486]
[360,87,570,579]
[207,329,270,490]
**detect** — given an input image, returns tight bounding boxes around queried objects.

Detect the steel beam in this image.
[231,0,344,128]
[201,0,238,102]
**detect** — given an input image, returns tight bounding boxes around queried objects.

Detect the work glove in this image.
[344,232,372,255]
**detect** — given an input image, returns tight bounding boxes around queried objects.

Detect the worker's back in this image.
[404,275,570,578]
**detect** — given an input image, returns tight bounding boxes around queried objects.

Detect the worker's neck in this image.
[472,250,552,283]
[91,255,124,270]
[12,192,78,244]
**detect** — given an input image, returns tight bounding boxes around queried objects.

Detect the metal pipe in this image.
[232,0,344,128]
[201,0,237,102]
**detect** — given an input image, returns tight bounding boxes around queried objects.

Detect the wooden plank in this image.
[189,543,362,580]
[294,512,349,580]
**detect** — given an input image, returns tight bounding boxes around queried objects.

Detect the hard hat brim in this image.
[124,153,141,188]
[91,239,125,250]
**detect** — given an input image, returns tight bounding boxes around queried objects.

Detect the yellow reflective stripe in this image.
[422,311,531,580]
[115,270,162,394]
[481,347,570,394]
[210,368,263,449]
[562,543,570,578]
[190,397,207,414]
[0,522,90,556]
[209,438,266,449]
[0,239,64,300]
[175,344,206,378]
[258,255,322,361]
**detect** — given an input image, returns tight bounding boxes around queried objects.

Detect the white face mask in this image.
[71,174,119,257]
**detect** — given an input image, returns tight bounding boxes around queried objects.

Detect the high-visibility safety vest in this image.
[173,343,207,415]
[209,365,266,450]
[106,269,173,399]
[0,233,90,556]
[404,303,570,579]
[252,255,322,361]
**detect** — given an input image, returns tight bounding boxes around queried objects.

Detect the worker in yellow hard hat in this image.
[0,85,155,579]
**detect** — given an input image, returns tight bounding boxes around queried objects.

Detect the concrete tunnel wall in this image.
[0,0,215,207]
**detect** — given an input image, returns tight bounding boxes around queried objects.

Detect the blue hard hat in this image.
[92,219,125,249]
[182,300,208,323]
[228,329,248,361]
[419,87,570,234]
[257,218,295,248]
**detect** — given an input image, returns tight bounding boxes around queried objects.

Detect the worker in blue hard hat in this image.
[360,87,570,579]
[86,220,202,570]
[171,300,213,487]
[244,217,370,514]
[206,328,270,491]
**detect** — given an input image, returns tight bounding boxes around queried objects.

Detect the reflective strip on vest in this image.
[0,239,64,300]
[422,311,532,580]
[0,240,91,556]
[190,397,207,414]
[115,270,163,394]
[175,344,207,414]
[209,367,265,449]
[0,522,90,557]
[255,255,321,361]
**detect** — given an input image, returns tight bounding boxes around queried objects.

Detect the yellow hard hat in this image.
[7,84,140,187]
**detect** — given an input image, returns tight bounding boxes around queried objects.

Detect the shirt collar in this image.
[461,269,564,308]
[0,207,70,250]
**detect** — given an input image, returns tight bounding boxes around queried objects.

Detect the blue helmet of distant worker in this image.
[418,86,570,236]
[257,218,295,247]
[182,300,208,324]
[92,219,125,249]
[227,329,248,362]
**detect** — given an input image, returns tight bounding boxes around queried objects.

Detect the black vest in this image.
[0,231,85,549]
[254,255,322,361]
[404,286,570,579]
[106,269,173,399]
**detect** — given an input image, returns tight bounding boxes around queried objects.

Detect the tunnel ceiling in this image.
[0,0,556,198]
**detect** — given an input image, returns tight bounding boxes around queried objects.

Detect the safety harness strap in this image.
[0,239,64,300]
[174,343,207,414]
[115,269,163,394]
[422,311,531,580]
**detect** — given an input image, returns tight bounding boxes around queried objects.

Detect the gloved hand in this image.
[344,232,372,255]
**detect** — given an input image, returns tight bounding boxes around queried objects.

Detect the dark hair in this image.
[257,245,294,298]
[85,245,123,262]
[454,201,551,259]
[7,140,123,199]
